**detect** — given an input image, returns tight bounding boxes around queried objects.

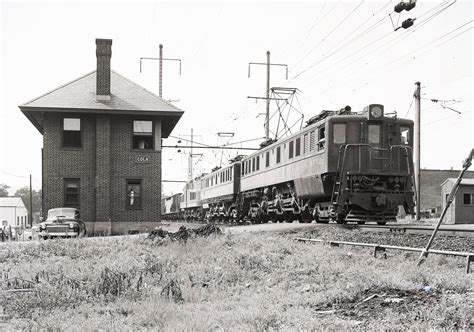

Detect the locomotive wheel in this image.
[301,211,312,223]
[335,214,346,224]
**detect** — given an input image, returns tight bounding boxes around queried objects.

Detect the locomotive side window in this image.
[310,131,315,151]
[252,158,256,172]
[368,124,381,144]
[289,141,294,159]
[296,137,301,156]
[276,146,281,163]
[256,156,260,171]
[333,123,346,144]
[400,127,410,145]
[266,151,270,167]
[318,126,326,150]
[304,134,308,154]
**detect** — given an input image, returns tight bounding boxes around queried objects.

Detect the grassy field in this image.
[1,229,473,330]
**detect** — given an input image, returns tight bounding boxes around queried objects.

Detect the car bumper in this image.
[39,231,80,237]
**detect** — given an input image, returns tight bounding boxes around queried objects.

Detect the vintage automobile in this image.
[38,208,86,239]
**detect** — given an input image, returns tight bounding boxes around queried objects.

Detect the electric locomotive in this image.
[199,161,241,222]
[179,176,203,221]
[238,104,415,224]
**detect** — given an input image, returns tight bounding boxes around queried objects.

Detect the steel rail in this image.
[296,237,474,273]
[355,224,474,237]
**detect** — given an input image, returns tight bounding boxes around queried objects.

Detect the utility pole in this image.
[178,129,202,182]
[190,128,193,181]
[266,51,270,139]
[159,44,163,98]
[139,44,182,99]
[248,51,288,140]
[29,174,33,228]
[414,81,421,221]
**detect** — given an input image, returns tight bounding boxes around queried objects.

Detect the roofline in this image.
[19,105,184,118]
[113,71,184,113]
[440,178,474,187]
[21,70,96,106]
[21,70,185,113]
[20,106,183,137]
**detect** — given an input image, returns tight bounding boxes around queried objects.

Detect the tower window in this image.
[133,121,154,150]
[63,118,81,148]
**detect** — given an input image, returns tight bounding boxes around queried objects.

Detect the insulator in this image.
[394,2,406,13]
[405,0,416,11]
[402,18,415,29]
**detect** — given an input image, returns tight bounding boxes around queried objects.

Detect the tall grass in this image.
[0,232,472,330]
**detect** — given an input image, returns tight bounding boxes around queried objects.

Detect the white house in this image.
[0,197,29,228]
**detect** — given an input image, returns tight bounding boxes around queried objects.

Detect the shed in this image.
[440,178,474,224]
[0,197,28,228]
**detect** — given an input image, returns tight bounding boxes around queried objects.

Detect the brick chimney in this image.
[96,38,112,101]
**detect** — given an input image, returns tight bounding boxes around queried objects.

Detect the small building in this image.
[440,178,474,224]
[420,169,474,215]
[0,197,28,228]
[20,39,184,235]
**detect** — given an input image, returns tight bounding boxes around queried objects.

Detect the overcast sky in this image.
[1,0,473,195]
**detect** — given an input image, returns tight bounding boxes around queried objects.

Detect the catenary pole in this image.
[29,174,33,228]
[414,81,421,221]
[159,44,163,98]
[248,52,288,140]
[266,51,270,140]
[139,44,181,99]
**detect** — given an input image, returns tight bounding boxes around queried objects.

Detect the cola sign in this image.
[135,155,150,164]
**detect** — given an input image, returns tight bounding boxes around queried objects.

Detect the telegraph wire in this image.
[0,170,29,179]
[301,0,329,43]
[405,97,415,117]
[293,0,457,91]
[292,0,366,71]
[291,0,392,80]
[290,0,340,67]
[302,1,463,103]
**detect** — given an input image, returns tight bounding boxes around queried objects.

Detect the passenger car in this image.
[38,208,86,239]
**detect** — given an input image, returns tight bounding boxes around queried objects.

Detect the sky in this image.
[1,0,473,196]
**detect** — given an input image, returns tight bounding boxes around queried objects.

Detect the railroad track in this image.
[335,223,474,238]
[163,219,474,238]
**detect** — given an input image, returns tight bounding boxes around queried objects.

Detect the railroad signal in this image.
[401,18,415,29]
[394,0,416,13]
[390,0,417,31]
[390,15,416,31]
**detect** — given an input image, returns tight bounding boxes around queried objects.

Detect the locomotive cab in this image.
[327,104,415,224]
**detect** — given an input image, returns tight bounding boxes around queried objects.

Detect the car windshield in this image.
[47,208,77,220]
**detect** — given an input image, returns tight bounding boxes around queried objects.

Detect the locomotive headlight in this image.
[364,104,384,120]
[394,177,400,183]
[370,106,383,118]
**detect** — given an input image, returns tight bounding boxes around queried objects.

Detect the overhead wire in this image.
[303,0,461,103]
[293,0,457,95]
[291,0,392,81]
[292,0,366,72]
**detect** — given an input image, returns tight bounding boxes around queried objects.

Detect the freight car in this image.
[180,104,415,224]
[161,193,182,220]
[179,176,203,221]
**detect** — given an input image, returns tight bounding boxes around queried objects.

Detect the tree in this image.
[14,187,42,216]
[0,183,10,197]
